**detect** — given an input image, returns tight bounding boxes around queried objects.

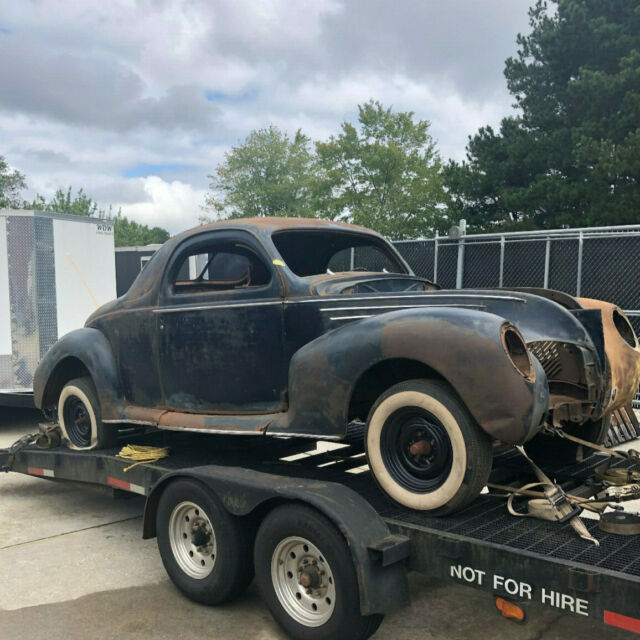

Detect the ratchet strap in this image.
[543,424,640,485]
[514,445,599,545]
[599,512,640,535]
[543,424,640,465]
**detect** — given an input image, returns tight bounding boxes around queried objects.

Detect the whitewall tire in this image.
[365,379,492,514]
[58,376,114,450]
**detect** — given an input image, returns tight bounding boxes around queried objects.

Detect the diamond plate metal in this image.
[7,215,39,388]
[35,216,58,358]
[0,354,11,388]
[6,214,57,389]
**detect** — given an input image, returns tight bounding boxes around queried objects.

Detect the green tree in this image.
[31,185,169,247]
[0,155,27,209]
[30,186,99,217]
[113,212,170,247]
[445,0,640,231]
[315,100,445,239]
[203,125,317,219]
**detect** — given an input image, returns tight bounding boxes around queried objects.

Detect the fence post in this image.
[544,237,551,289]
[433,231,439,283]
[576,231,584,296]
[456,220,466,289]
[499,235,505,287]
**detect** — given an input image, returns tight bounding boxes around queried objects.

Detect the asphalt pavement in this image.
[0,406,632,640]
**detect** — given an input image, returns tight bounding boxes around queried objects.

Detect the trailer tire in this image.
[366,379,492,514]
[156,478,253,605]
[58,377,115,450]
[254,504,383,640]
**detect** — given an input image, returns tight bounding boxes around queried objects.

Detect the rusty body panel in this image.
[577,298,640,414]
[32,217,640,446]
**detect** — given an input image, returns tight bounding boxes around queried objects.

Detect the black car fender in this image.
[33,328,123,418]
[282,306,549,443]
[142,466,411,616]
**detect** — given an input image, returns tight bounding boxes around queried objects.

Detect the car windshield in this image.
[271,229,408,277]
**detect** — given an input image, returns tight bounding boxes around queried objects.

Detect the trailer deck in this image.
[2,431,640,635]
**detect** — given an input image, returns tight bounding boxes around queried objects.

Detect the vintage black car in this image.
[33,218,640,513]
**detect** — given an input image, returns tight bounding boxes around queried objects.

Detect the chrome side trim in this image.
[329,315,372,321]
[267,431,342,441]
[321,303,484,312]
[154,300,282,313]
[159,424,264,435]
[288,293,525,305]
[103,419,157,426]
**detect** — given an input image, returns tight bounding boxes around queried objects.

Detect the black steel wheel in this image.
[58,376,115,450]
[366,379,493,514]
[378,407,453,493]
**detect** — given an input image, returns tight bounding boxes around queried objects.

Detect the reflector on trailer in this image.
[495,597,525,622]
[604,610,640,633]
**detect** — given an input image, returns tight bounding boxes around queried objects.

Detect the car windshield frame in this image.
[271,228,410,277]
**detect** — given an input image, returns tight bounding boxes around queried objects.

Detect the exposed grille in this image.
[528,340,563,379]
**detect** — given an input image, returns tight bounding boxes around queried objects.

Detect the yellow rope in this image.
[117,444,170,472]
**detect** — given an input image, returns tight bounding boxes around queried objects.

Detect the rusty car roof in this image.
[172,216,384,243]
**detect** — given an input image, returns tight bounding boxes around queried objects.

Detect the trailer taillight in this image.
[495,597,525,622]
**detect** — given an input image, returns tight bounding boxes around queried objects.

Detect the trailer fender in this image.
[33,328,124,418]
[143,466,410,616]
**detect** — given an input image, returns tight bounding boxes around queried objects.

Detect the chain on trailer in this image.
[1,424,62,472]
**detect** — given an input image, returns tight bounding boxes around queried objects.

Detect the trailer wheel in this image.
[58,377,115,450]
[254,504,383,640]
[156,478,253,605]
[366,379,492,514]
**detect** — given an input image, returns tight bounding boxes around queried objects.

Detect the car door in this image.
[156,230,286,413]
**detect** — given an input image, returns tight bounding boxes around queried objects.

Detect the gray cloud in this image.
[0,39,220,132]
[0,0,532,233]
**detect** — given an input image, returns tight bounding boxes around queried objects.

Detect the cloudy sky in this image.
[0,1,531,234]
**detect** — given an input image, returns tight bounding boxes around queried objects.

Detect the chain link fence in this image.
[394,225,640,408]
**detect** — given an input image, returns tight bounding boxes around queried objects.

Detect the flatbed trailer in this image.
[2,430,640,639]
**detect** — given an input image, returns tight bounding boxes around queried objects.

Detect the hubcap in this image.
[168,501,217,579]
[271,536,336,627]
[380,407,453,493]
[63,396,92,447]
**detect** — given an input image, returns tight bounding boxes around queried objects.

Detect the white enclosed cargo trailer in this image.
[0,209,116,401]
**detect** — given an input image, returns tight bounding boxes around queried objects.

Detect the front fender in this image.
[33,328,124,419]
[283,307,549,444]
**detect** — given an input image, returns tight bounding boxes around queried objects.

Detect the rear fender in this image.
[33,328,124,419]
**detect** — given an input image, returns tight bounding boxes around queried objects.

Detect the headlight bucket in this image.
[501,325,535,382]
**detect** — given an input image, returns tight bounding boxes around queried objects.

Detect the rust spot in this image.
[198,216,379,235]
[408,440,432,456]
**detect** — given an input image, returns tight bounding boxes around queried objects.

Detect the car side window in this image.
[172,242,271,294]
